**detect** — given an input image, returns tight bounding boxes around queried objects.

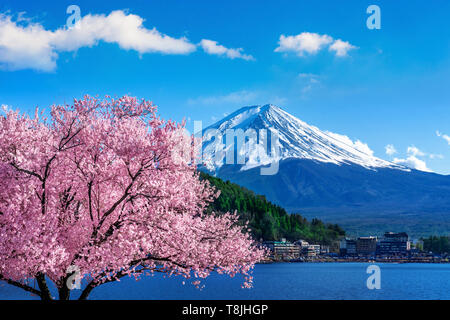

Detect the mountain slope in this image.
[199,105,450,237]
[200,171,345,244]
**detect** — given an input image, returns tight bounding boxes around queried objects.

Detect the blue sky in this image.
[1,0,449,174]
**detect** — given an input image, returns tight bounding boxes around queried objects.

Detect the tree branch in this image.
[87,181,94,222]
[0,274,42,298]
[78,255,188,300]
[92,166,143,237]
[9,163,43,181]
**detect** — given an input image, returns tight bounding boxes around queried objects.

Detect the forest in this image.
[201,172,346,245]
[422,236,450,254]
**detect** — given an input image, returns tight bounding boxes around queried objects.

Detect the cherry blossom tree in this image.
[0,95,264,300]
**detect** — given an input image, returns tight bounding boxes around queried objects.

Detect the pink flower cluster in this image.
[0,95,265,299]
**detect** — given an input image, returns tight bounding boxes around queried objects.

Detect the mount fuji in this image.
[200,104,450,236]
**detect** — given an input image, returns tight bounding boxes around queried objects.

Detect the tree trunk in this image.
[78,283,94,300]
[58,284,71,300]
[36,273,52,301]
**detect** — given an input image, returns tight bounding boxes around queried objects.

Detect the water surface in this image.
[1,263,450,300]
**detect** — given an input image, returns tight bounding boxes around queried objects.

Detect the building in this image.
[295,240,309,249]
[263,240,301,259]
[294,240,322,257]
[356,236,377,256]
[300,244,320,257]
[339,238,347,255]
[377,232,411,255]
[340,238,357,256]
[307,244,321,256]
[320,245,330,255]
[329,240,341,254]
[347,240,357,255]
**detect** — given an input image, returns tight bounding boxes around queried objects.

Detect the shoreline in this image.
[259,257,450,264]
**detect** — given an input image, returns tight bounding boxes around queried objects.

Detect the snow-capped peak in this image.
[201,104,406,171]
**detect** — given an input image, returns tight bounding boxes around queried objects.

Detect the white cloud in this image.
[393,156,432,172]
[407,145,426,157]
[199,39,254,61]
[437,131,450,145]
[0,11,197,71]
[0,14,57,71]
[390,145,441,172]
[328,39,357,57]
[53,11,196,54]
[406,145,441,159]
[325,132,374,156]
[275,32,332,56]
[275,32,356,57]
[385,144,397,156]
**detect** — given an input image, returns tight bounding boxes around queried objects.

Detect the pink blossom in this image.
[0,95,265,300]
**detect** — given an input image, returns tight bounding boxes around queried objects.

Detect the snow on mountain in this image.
[201,104,406,172]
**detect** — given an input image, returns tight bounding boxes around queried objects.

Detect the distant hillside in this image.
[200,172,345,245]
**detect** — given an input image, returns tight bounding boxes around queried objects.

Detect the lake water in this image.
[2,263,450,300]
